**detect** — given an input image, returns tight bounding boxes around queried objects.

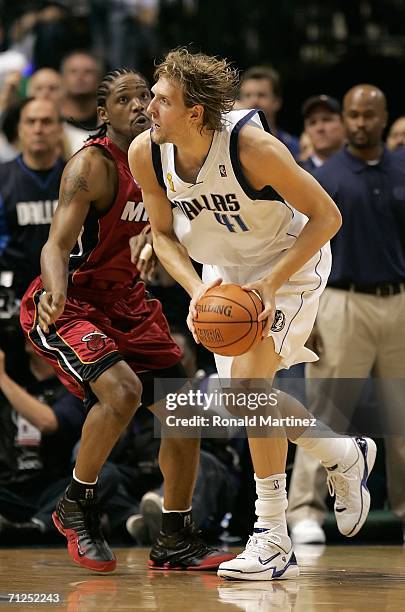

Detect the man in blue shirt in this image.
[288,84,405,544]
[0,98,65,298]
[239,65,300,158]
[300,95,345,174]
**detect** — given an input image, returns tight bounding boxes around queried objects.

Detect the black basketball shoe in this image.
[52,493,116,573]
[149,522,235,570]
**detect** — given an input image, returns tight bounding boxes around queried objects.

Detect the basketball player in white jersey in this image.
[129,49,376,581]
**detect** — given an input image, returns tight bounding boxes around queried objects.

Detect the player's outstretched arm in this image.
[39,149,108,332]
[239,126,342,336]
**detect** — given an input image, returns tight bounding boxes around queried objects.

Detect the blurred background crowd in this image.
[0,0,404,549]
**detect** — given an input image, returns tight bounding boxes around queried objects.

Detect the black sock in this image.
[162,510,193,535]
[67,475,98,501]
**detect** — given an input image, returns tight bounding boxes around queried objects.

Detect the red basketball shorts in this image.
[20,277,182,409]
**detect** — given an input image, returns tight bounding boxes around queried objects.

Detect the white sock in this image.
[254,473,289,538]
[294,432,352,467]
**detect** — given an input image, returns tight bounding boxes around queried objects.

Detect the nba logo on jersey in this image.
[219,164,227,177]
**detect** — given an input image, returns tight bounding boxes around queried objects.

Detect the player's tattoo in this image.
[60,173,90,207]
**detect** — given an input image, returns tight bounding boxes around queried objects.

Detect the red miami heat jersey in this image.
[68,136,148,293]
[20,136,181,406]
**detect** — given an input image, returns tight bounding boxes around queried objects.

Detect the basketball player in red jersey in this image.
[20,69,233,573]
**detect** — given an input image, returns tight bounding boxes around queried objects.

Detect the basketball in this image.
[193,284,264,356]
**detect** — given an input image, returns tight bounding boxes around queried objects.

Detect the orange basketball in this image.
[193,284,264,356]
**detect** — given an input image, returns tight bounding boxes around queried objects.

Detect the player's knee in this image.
[111,376,142,422]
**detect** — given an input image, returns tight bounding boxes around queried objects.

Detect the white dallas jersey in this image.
[152,109,307,267]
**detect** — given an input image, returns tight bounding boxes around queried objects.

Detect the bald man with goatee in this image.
[288,84,405,546]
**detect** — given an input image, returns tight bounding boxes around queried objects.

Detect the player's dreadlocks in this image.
[87,68,148,141]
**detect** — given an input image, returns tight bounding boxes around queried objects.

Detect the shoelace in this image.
[237,525,282,559]
[327,471,356,509]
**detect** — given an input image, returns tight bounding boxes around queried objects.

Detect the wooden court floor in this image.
[0,545,404,611]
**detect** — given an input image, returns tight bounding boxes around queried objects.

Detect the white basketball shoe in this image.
[325,436,377,537]
[217,527,299,581]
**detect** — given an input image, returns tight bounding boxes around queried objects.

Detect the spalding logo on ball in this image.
[192,284,264,356]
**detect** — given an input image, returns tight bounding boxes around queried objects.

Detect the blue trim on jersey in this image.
[0,195,10,255]
[256,109,272,134]
[150,139,166,191]
[16,155,64,190]
[229,109,284,203]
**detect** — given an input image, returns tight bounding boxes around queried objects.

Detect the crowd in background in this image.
[0,1,404,548]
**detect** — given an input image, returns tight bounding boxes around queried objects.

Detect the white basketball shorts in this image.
[202,244,332,377]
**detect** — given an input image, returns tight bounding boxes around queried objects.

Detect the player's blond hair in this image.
[154,48,239,132]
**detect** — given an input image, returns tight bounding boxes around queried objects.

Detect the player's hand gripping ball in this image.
[192,284,264,356]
